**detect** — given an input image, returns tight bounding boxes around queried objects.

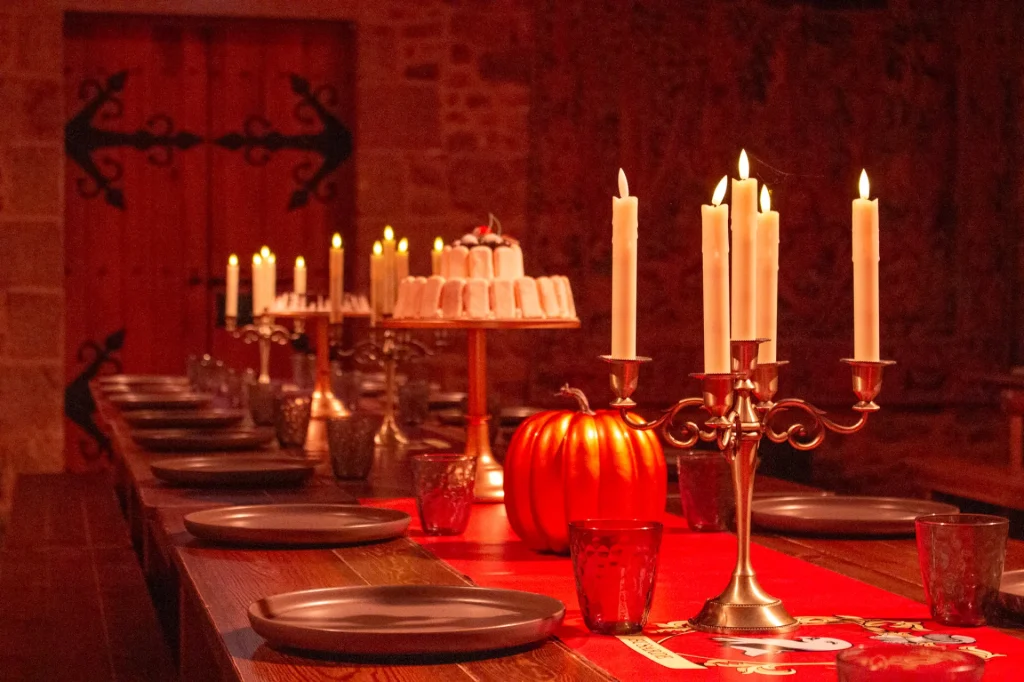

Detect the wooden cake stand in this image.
[273,309,371,457]
[382,318,580,502]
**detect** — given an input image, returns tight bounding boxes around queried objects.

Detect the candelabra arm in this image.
[619,397,719,450]
[764,399,871,451]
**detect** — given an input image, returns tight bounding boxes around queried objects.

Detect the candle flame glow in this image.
[373,241,383,256]
[760,185,771,213]
[260,245,270,259]
[383,225,394,241]
[332,233,342,249]
[228,254,238,266]
[267,253,276,264]
[398,237,409,253]
[859,169,870,200]
[296,256,305,269]
[433,237,444,252]
[739,150,749,180]
[253,254,262,265]
[712,176,728,206]
[617,168,629,198]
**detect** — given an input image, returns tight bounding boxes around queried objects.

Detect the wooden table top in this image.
[94,382,1024,682]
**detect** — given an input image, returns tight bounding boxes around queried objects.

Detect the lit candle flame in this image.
[373,241,383,256]
[398,237,409,253]
[260,245,270,259]
[295,256,305,269]
[383,225,394,241]
[712,176,728,206]
[760,185,771,213]
[859,169,870,200]
[739,150,749,180]
[253,254,262,265]
[617,168,629,198]
[267,253,276,265]
[228,254,238,266]
[433,237,444,252]
[332,233,342,249]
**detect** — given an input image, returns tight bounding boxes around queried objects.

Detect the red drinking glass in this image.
[915,513,1008,627]
[411,454,477,536]
[568,520,663,635]
[836,645,984,681]
[677,451,734,532]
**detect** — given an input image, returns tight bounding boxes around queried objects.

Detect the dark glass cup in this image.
[275,390,311,449]
[677,451,734,532]
[327,413,381,480]
[836,645,984,681]
[568,519,663,635]
[411,454,476,536]
[916,513,1008,627]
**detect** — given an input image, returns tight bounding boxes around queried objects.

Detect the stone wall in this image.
[0,5,64,522]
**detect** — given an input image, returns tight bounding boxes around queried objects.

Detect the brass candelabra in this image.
[225,314,295,384]
[602,339,895,634]
[345,328,432,447]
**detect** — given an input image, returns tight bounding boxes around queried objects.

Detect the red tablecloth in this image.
[366,498,1023,680]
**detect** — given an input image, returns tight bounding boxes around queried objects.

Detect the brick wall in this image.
[0,6,64,519]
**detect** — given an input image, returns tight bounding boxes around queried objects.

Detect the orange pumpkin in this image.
[503,385,666,553]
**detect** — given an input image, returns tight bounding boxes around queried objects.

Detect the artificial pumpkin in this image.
[503,385,666,553]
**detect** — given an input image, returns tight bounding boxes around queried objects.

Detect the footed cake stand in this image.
[382,318,579,502]
[273,309,371,457]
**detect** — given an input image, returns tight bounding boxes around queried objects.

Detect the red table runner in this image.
[366,498,1023,679]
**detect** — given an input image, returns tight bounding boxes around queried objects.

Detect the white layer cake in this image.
[463,278,491,319]
[491,279,518,319]
[418,275,444,319]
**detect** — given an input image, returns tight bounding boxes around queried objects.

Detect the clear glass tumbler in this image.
[836,644,984,681]
[411,454,477,536]
[677,451,734,532]
[568,519,663,635]
[916,513,1008,626]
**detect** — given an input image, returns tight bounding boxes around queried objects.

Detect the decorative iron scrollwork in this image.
[215,74,353,210]
[65,71,203,209]
[64,329,125,462]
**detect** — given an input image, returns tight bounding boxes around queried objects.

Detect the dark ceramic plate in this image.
[500,406,543,427]
[108,392,212,410]
[248,585,565,655]
[98,374,190,386]
[150,455,315,487]
[435,409,465,426]
[123,408,246,429]
[184,504,410,546]
[999,570,1024,617]
[428,392,467,410]
[751,495,958,536]
[131,427,274,451]
[101,382,191,395]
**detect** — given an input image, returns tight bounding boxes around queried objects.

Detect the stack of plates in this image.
[132,427,275,452]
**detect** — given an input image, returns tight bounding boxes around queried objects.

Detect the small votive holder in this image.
[677,451,734,532]
[836,645,984,681]
[411,454,477,536]
[276,390,312,449]
[327,413,381,480]
[568,519,663,635]
[247,380,278,426]
[916,513,1008,627]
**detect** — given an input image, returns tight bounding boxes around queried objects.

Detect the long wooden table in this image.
[94,386,1024,681]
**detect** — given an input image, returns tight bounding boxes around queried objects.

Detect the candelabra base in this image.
[375,414,409,447]
[305,389,349,458]
[689,575,797,634]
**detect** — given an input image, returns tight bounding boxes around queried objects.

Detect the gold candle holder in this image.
[602,342,895,634]
[229,313,294,384]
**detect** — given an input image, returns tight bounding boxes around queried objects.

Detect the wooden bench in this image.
[0,473,175,681]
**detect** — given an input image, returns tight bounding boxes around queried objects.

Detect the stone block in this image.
[1,291,61,360]
[2,146,60,216]
[358,25,397,78]
[448,156,526,214]
[357,152,405,217]
[0,221,61,287]
[16,12,60,74]
[0,363,62,435]
[478,49,530,84]
[358,84,441,150]
[405,63,439,80]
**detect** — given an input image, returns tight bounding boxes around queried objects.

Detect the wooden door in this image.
[64,14,355,470]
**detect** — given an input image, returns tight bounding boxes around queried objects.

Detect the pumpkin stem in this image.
[558,384,596,416]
